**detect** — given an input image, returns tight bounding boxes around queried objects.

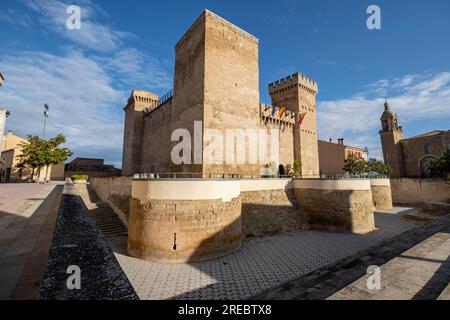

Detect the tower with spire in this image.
[379,100,405,177]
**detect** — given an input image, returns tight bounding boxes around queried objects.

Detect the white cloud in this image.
[0,50,126,165]
[0,8,34,28]
[102,48,172,91]
[24,0,132,51]
[0,1,173,167]
[316,59,343,68]
[317,72,450,160]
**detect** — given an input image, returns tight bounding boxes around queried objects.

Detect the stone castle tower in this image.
[122,10,321,177]
[269,73,320,177]
[379,100,405,177]
[122,90,159,175]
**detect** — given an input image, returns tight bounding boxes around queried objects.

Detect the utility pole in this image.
[43,104,49,138]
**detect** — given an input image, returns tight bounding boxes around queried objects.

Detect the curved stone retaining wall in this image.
[293,179,375,234]
[370,179,393,210]
[128,179,242,263]
[240,179,304,237]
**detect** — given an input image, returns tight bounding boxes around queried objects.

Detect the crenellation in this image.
[269,72,318,96]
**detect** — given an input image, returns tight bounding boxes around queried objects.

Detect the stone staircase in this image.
[75,185,127,239]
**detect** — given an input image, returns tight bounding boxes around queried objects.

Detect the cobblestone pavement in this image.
[0,183,62,299]
[76,186,420,300]
[39,184,137,300]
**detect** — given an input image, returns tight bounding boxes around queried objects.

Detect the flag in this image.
[296,113,306,127]
[277,107,286,118]
[272,107,278,117]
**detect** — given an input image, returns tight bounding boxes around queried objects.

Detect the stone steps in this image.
[75,185,128,239]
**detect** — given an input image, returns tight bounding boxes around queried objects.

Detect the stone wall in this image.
[128,196,242,263]
[202,10,261,176]
[241,189,303,237]
[293,179,375,234]
[370,179,393,210]
[128,179,242,263]
[90,176,132,226]
[390,178,450,205]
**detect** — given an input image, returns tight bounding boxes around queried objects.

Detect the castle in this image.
[109,10,389,264]
[380,101,450,177]
[122,10,320,177]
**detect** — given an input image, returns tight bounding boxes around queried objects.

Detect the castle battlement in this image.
[125,90,159,110]
[269,72,318,96]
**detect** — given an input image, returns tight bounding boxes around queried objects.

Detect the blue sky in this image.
[1,0,449,166]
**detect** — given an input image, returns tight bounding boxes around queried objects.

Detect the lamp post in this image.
[43,104,49,138]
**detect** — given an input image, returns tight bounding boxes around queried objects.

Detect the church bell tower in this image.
[379,100,405,177]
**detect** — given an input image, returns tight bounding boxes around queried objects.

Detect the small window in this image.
[424,144,432,154]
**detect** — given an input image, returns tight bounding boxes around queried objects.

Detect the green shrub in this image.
[71,175,89,181]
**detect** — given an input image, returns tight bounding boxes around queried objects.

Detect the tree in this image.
[430,150,450,178]
[43,134,72,182]
[293,160,302,177]
[367,158,392,176]
[17,135,47,182]
[343,155,367,174]
[16,134,72,182]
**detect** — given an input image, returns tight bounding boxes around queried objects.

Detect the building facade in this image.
[0,131,65,182]
[122,10,320,177]
[0,108,10,153]
[318,139,368,175]
[380,101,450,177]
[65,157,121,177]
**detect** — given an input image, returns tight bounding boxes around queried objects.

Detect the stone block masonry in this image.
[293,179,376,234]
[128,196,242,263]
[241,189,305,237]
[121,9,320,177]
[127,179,243,263]
[93,177,383,262]
[370,179,393,210]
[390,178,450,205]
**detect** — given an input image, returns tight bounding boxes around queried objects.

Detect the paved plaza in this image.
[329,230,450,300]
[114,214,416,299]
[0,183,63,299]
[75,184,420,300]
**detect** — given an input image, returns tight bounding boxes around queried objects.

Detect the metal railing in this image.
[132,172,390,180]
[144,89,174,117]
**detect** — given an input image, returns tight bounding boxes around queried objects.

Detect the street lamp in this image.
[43,104,49,138]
